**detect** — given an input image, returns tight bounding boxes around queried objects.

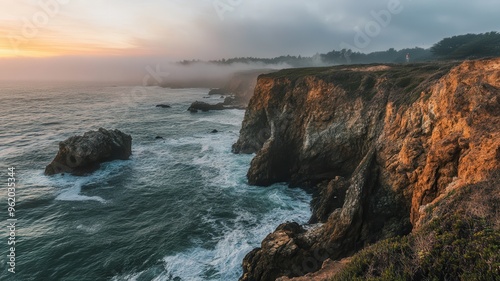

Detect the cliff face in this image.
[233,59,500,281]
[223,69,275,105]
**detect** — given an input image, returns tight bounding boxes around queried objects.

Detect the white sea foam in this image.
[55,182,107,203]
[76,223,102,234]
[197,110,245,126]
[164,198,310,280]
[3,85,312,281]
[165,102,295,279]
[113,184,311,281]
[21,160,130,203]
[175,129,252,189]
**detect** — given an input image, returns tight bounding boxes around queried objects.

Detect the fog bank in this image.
[0,56,292,88]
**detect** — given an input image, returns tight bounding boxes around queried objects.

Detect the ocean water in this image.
[0,82,311,281]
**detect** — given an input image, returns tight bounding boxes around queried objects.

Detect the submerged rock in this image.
[156,104,171,108]
[44,128,132,176]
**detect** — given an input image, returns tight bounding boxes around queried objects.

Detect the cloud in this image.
[3,0,499,59]
[1,0,498,81]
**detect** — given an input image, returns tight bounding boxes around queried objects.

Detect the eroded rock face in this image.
[235,59,500,280]
[45,128,132,176]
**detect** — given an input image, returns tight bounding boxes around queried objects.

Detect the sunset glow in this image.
[1,0,202,58]
[0,0,498,81]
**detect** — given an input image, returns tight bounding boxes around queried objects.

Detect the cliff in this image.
[233,58,500,280]
[222,69,275,105]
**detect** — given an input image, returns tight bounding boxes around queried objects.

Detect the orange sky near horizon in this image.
[1,0,498,82]
[1,0,499,70]
[0,0,207,59]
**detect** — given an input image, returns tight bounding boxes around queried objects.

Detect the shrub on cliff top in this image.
[331,180,500,281]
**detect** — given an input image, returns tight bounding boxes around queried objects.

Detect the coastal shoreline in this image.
[233,58,500,280]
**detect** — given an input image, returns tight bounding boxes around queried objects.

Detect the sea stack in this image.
[44,128,132,176]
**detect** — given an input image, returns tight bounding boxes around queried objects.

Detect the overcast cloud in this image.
[193,0,500,57]
[0,0,498,81]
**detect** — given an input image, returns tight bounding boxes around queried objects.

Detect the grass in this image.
[263,61,461,106]
[331,180,500,281]
[265,67,333,80]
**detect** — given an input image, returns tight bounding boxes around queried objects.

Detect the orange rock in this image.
[235,58,500,281]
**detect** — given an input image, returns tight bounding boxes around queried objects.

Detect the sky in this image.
[0,0,499,81]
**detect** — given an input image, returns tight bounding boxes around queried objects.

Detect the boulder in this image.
[45,128,132,176]
[187,101,225,112]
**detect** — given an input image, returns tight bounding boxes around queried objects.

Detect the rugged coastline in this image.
[233,58,500,280]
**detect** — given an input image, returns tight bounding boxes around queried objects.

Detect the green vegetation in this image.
[179,32,499,67]
[388,62,457,106]
[431,32,500,59]
[265,61,460,105]
[265,66,332,79]
[322,47,432,65]
[331,181,500,281]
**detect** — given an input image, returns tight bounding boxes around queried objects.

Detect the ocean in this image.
[0,82,311,281]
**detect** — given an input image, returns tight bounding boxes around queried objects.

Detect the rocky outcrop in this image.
[222,70,269,105]
[208,88,231,96]
[234,59,500,280]
[208,69,276,107]
[188,101,245,112]
[45,128,132,176]
[188,101,225,112]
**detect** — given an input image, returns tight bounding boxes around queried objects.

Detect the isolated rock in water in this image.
[155,136,164,139]
[211,129,219,134]
[156,104,171,108]
[208,88,230,95]
[45,128,132,176]
[187,101,225,112]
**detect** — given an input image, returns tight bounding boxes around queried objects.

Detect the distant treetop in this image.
[178,31,499,66]
[431,31,500,59]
